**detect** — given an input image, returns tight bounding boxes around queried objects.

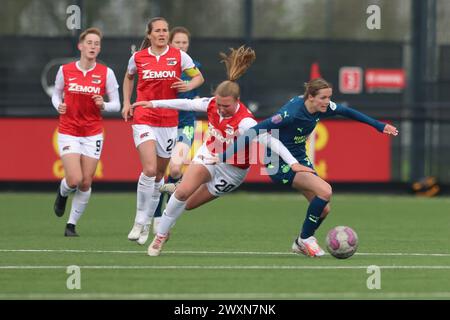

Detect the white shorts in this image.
[132,125,177,158]
[192,144,249,197]
[57,133,104,159]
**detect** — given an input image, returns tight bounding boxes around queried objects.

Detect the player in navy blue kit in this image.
[220,78,399,257]
[153,27,203,234]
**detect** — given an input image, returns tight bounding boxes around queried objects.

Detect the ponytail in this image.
[215,46,256,99]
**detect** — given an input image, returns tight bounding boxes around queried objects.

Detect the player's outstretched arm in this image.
[132,97,209,112]
[382,123,399,136]
[332,103,397,134]
[219,109,294,162]
[257,133,303,170]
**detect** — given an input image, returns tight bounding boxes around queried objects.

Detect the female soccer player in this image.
[52,27,120,236]
[220,78,399,257]
[132,46,308,256]
[153,26,203,234]
[121,17,204,245]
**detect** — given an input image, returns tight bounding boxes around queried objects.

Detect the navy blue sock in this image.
[167,176,180,184]
[300,197,329,239]
[154,175,181,218]
[316,217,325,229]
[153,193,164,218]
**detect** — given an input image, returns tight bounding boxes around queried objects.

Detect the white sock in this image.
[135,173,155,225]
[157,195,186,235]
[146,178,164,222]
[60,178,76,197]
[67,188,91,225]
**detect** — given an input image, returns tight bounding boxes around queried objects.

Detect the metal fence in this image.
[0,36,449,184]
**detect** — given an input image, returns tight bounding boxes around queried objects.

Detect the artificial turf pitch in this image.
[0,192,449,300]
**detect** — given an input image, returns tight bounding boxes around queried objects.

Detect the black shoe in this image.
[64,223,79,237]
[54,187,68,217]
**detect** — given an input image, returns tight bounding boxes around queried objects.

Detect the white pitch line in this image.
[1,265,450,270]
[0,292,450,299]
[0,249,143,254]
[0,248,450,257]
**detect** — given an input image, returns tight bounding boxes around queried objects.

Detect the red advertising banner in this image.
[0,118,391,183]
[365,69,405,92]
[309,121,391,182]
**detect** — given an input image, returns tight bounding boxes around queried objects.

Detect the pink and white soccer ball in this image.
[326,226,359,259]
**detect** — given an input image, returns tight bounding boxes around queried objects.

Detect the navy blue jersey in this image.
[222,96,386,164]
[177,60,201,127]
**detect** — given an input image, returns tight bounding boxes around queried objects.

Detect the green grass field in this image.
[0,192,449,300]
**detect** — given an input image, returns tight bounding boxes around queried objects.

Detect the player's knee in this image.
[66,175,82,188]
[79,178,92,191]
[318,183,333,201]
[169,165,182,180]
[142,167,157,178]
[174,188,190,202]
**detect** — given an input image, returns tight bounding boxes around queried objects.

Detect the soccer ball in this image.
[326,226,358,259]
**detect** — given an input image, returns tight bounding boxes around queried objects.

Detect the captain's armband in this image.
[184,67,200,78]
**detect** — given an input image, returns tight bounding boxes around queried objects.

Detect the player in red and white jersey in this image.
[51,28,120,237]
[132,46,301,256]
[121,17,204,245]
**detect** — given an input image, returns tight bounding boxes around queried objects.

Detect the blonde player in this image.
[132,46,308,256]
[121,17,204,245]
[52,27,120,236]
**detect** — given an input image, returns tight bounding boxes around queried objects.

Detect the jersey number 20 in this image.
[214,179,235,193]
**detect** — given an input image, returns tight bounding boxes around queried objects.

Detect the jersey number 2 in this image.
[96,140,102,152]
[166,139,174,152]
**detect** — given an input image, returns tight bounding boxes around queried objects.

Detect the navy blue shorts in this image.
[266,157,315,186]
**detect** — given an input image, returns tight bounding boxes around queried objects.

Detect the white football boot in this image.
[136,224,151,245]
[292,236,325,257]
[147,233,169,256]
[127,222,144,241]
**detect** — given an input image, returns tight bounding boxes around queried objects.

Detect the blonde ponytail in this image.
[215,46,256,99]
[219,46,256,81]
